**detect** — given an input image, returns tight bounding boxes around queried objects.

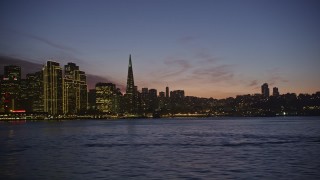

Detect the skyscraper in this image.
[148,89,158,111]
[95,83,116,113]
[273,87,280,96]
[141,88,149,113]
[63,63,88,114]
[26,71,44,112]
[43,61,63,115]
[261,83,270,98]
[125,54,135,114]
[1,65,21,112]
[166,86,169,98]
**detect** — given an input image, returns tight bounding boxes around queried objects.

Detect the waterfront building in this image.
[170,90,185,113]
[26,71,44,112]
[261,83,270,98]
[148,89,158,111]
[141,88,149,113]
[0,65,22,112]
[273,87,280,96]
[158,91,166,110]
[63,63,88,114]
[88,89,96,110]
[166,86,169,98]
[95,83,116,113]
[43,61,63,115]
[113,88,123,114]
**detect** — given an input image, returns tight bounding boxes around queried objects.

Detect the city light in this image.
[0,59,319,120]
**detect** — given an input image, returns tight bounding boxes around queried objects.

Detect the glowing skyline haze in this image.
[1,0,319,98]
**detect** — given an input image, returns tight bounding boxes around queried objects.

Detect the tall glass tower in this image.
[43,61,63,115]
[63,62,88,114]
[261,83,270,98]
[125,55,135,113]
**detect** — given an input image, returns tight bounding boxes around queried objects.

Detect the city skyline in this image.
[1,57,306,99]
[1,0,320,98]
[0,60,320,118]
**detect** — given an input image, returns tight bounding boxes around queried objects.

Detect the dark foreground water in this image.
[1,117,320,179]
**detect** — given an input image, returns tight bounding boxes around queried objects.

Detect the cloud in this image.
[194,49,220,63]
[160,59,192,78]
[192,64,234,83]
[9,29,80,54]
[248,80,259,87]
[0,55,43,77]
[177,36,198,44]
[268,76,289,86]
[164,59,191,69]
[246,79,261,90]
[26,34,79,54]
[266,68,289,86]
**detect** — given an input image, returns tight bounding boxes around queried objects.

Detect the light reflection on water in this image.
[0,117,320,179]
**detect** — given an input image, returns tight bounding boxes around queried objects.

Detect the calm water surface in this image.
[1,117,320,179]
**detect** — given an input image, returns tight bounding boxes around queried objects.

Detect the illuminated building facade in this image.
[43,61,63,115]
[95,83,117,113]
[63,63,88,114]
[0,65,21,112]
[26,71,44,112]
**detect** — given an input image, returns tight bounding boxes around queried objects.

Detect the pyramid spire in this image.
[129,54,132,67]
[126,54,134,94]
[126,54,135,113]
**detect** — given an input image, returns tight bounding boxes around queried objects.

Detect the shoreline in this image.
[0,114,319,122]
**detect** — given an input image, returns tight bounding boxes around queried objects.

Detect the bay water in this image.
[1,117,320,179]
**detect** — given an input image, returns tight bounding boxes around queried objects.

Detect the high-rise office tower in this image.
[166,86,169,98]
[95,83,116,113]
[273,87,280,96]
[43,61,63,115]
[78,71,88,112]
[26,71,44,112]
[125,55,135,113]
[158,91,166,110]
[261,83,270,98]
[148,89,158,111]
[88,89,96,110]
[141,88,149,112]
[0,65,22,112]
[63,63,88,114]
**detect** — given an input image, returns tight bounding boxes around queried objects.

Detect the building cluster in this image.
[87,55,189,117]
[1,55,320,119]
[0,62,88,116]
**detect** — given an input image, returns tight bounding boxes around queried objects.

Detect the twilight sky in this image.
[1,0,319,98]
